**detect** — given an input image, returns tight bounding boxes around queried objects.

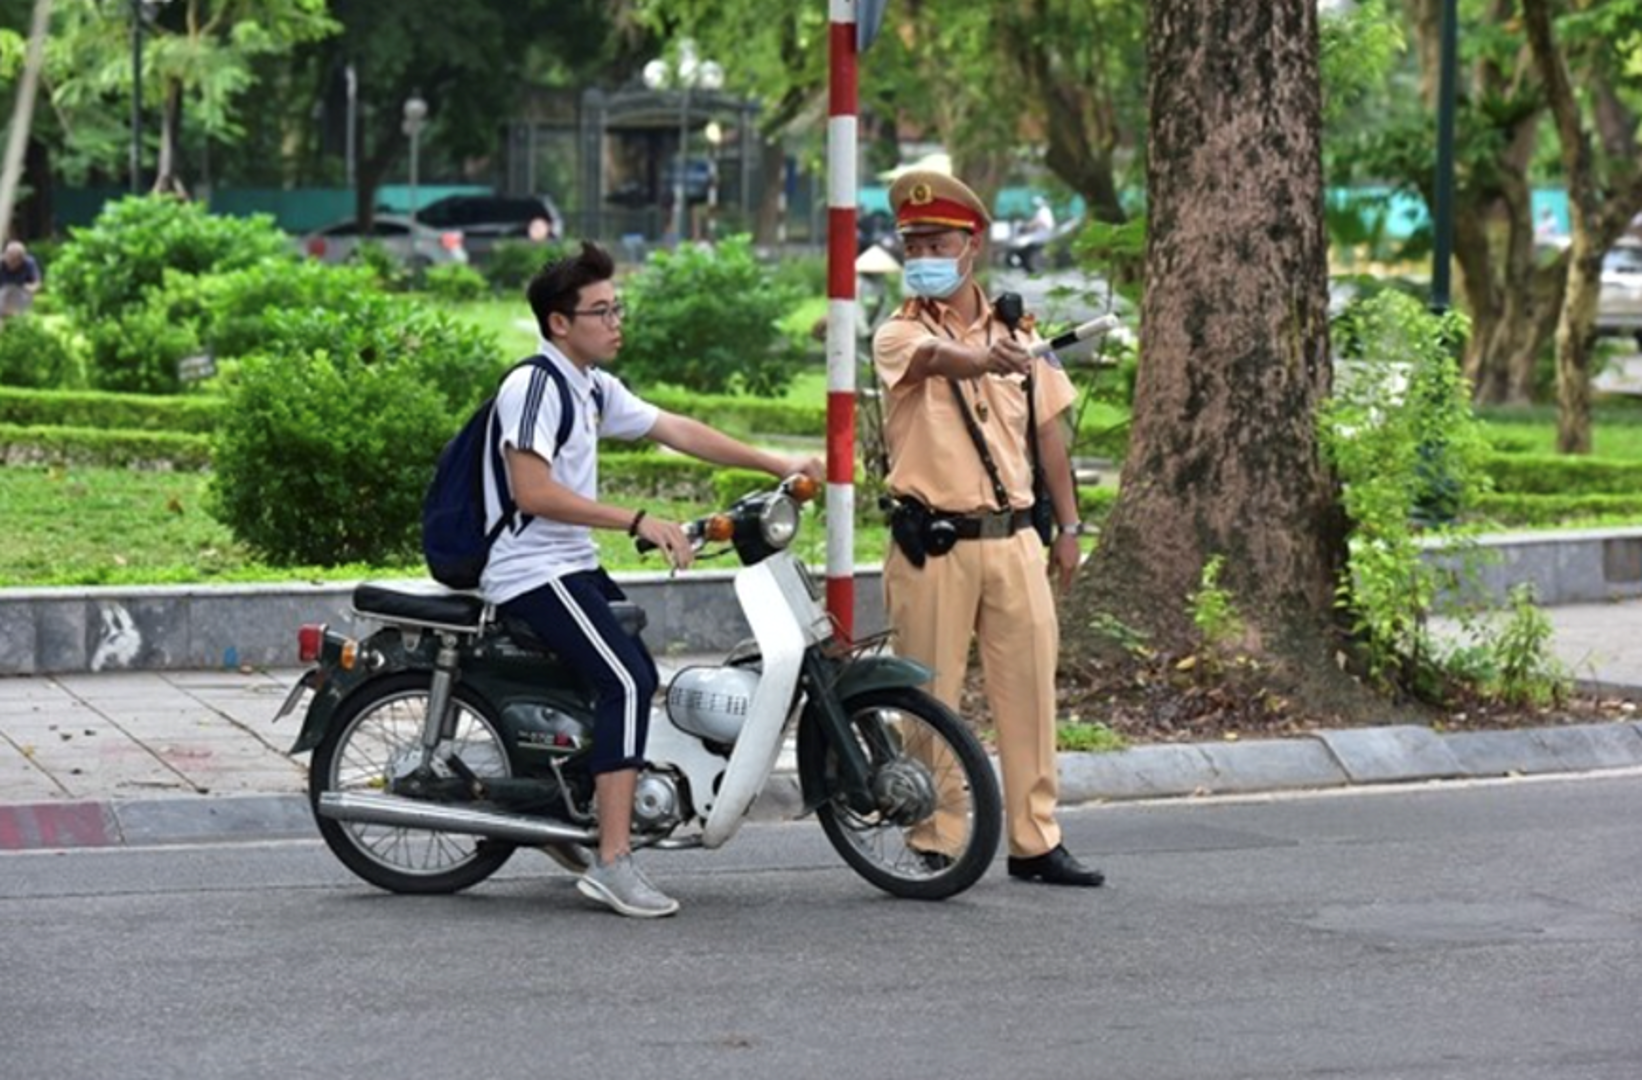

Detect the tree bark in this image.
[1070,1,1354,706]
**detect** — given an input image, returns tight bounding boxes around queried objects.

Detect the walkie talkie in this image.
[995,292,1024,335]
[993,292,1055,545]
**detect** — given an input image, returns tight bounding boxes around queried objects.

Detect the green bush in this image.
[0,316,83,389]
[484,239,572,293]
[1320,291,1491,694]
[1481,452,1642,496]
[207,298,505,566]
[83,302,203,394]
[421,263,490,303]
[0,423,210,469]
[51,195,292,321]
[1468,491,1642,526]
[194,261,384,362]
[0,386,222,432]
[643,386,825,438]
[620,235,807,396]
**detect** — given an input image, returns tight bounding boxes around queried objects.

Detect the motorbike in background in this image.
[275,476,1001,901]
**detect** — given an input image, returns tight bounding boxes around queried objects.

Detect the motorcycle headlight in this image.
[758,495,800,549]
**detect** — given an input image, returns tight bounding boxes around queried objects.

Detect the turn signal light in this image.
[786,474,819,503]
[703,514,735,542]
[297,623,327,664]
[339,640,359,671]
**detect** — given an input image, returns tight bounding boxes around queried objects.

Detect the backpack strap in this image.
[492,354,597,538]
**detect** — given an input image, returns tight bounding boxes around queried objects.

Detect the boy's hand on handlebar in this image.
[635,514,695,570]
[786,455,825,483]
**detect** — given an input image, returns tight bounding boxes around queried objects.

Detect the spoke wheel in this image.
[310,672,515,894]
[810,688,1001,900]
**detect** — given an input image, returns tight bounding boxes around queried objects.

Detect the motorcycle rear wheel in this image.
[310,672,516,894]
[811,687,1001,900]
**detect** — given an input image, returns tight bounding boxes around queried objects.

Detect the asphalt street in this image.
[2,777,1638,1079]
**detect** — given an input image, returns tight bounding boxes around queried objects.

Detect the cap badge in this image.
[909,182,934,205]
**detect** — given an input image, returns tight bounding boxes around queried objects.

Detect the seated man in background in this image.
[0,241,43,319]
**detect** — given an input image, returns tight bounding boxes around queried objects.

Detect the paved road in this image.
[2,777,1638,1079]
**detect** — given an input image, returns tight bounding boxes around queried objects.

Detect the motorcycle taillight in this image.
[297,623,327,664]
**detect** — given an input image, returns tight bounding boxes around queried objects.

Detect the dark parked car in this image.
[414,194,562,263]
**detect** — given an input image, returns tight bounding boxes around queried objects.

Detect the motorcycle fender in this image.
[829,655,933,700]
[288,663,388,755]
[795,655,933,814]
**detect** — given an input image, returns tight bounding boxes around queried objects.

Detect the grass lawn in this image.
[0,463,885,588]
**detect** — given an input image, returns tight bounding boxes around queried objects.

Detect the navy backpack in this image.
[422,356,598,590]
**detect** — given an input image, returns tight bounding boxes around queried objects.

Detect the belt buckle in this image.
[978,512,1011,540]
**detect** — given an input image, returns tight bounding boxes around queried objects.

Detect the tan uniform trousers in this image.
[883,526,1062,859]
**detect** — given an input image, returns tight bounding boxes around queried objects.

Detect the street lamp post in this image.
[643,42,723,245]
[402,93,428,263]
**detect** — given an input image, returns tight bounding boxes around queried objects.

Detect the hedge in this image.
[1481,452,1642,496]
[1468,492,1642,526]
[0,423,211,469]
[0,387,222,434]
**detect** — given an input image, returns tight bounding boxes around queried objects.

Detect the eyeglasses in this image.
[569,300,626,328]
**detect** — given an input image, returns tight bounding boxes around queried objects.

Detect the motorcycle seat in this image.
[503,602,648,653]
[353,582,487,632]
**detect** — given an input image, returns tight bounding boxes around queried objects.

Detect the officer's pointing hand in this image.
[986,336,1031,377]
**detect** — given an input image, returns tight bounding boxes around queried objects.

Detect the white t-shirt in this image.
[479,343,659,604]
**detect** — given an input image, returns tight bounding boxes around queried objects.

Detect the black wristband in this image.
[628,508,647,537]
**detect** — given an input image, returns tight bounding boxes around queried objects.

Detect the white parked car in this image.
[299,214,468,269]
[1597,238,1642,348]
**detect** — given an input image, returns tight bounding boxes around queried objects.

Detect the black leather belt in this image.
[946,508,1034,540]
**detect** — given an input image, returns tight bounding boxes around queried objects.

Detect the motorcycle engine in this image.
[666,665,760,744]
[632,771,683,831]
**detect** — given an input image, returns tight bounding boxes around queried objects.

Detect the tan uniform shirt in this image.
[873,284,1077,514]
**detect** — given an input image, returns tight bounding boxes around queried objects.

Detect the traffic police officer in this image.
[873,170,1103,887]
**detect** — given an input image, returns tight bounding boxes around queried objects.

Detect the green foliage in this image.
[207,299,504,566]
[1319,0,1405,123]
[620,236,807,396]
[51,196,294,321]
[192,261,385,362]
[1054,722,1128,754]
[1188,555,1244,650]
[483,240,573,293]
[0,317,84,389]
[420,263,491,303]
[1320,291,1575,705]
[83,303,203,395]
[1481,452,1642,495]
[0,423,211,469]
[1469,492,1642,527]
[1321,291,1488,689]
[0,386,222,433]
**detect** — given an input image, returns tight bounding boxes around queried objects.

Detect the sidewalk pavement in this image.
[2,601,1639,853]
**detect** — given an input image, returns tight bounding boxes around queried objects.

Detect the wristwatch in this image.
[1057,521,1085,538]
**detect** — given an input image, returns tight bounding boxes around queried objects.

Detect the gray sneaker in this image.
[577,853,680,918]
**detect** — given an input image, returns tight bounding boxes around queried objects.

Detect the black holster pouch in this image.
[884,496,958,568]
[1031,493,1055,547]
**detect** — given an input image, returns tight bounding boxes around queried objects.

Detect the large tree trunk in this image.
[1070,1,1355,707]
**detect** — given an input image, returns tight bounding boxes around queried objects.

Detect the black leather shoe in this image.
[914,849,954,872]
[1007,845,1105,887]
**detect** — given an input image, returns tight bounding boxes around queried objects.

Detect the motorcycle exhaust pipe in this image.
[316,791,598,846]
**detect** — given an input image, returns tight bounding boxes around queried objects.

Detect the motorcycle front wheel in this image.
[310,672,516,894]
[810,687,1001,900]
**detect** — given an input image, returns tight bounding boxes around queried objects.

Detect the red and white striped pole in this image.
[824,0,860,640]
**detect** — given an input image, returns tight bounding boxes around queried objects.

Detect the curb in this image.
[6,526,1642,676]
[6,721,1641,853]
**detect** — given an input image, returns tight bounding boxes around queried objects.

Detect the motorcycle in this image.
[274,476,1002,901]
